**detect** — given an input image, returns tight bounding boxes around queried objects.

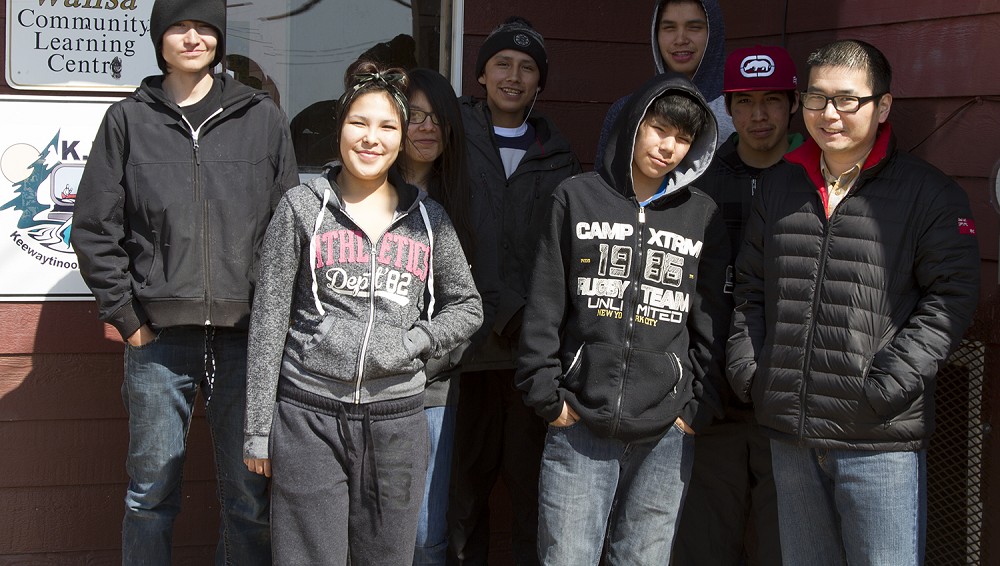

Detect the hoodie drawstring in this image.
[336,404,383,522]
[418,201,435,319]
[310,187,332,316]
[203,326,216,406]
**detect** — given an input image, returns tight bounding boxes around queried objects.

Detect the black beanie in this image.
[150,0,227,73]
[475,17,548,90]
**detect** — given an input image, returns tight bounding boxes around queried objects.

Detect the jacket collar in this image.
[785,122,895,200]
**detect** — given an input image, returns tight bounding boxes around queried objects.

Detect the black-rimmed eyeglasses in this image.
[800,92,884,113]
[409,109,440,126]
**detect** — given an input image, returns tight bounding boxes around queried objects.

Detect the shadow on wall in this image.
[0,272,217,561]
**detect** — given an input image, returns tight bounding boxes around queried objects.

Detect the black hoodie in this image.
[72,74,299,339]
[516,73,730,441]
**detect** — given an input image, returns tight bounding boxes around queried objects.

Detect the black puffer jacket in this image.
[72,74,299,339]
[727,124,980,451]
[460,96,582,370]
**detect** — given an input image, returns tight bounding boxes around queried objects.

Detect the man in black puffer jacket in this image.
[727,39,980,565]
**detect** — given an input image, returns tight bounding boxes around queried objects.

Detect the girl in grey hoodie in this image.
[243,61,483,565]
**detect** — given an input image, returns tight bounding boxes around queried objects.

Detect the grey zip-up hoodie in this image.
[244,165,483,459]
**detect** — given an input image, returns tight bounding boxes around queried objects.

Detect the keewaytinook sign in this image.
[0,95,117,300]
[6,0,159,91]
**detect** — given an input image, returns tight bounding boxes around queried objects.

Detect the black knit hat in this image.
[150,0,227,73]
[475,17,549,90]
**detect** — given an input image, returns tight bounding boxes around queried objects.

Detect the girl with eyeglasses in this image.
[397,68,499,565]
[243,60,483,564]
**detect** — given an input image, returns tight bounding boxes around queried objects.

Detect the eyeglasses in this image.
[800,92,884,113]
[409,109,440,126]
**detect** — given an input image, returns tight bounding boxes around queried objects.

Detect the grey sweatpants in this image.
[270,384,429,565]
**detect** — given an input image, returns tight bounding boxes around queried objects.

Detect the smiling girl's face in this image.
[339,90,403,183]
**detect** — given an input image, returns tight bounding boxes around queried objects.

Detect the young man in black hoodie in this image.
[71,0,298,563]
[516,73,729,565]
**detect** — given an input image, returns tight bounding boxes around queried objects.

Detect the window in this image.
[226,0,458,170]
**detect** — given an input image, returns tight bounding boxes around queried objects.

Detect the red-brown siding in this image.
[1,1,999,563]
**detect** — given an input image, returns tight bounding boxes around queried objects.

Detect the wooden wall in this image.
[0,7,219,562]
[465,0,1000,564]
[1,0,999,563]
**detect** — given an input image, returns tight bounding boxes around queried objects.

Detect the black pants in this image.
[672,417,782,566]
[447,369,545,565]
[270,384,428,566]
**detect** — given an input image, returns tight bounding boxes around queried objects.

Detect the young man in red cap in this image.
[71,0,298,563]
[672,44,801,566]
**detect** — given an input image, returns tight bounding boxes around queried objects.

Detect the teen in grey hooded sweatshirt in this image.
[243,62,482,565]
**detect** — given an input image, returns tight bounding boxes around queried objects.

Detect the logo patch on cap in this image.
[740,55,776,78]
[514,33,531,47]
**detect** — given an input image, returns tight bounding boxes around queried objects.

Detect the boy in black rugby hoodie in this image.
[516,72,729,564]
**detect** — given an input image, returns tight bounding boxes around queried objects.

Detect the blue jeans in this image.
[769,440,926,566]
[414,405,458,565]
[121,326,270,566]
[537,420,694,565]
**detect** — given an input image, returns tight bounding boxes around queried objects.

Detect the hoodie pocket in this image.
[620,348,683,421]
[363,324,423,380]
[300,315,366,383]
[563,343,684,422]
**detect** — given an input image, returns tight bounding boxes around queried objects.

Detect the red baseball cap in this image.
[723,45,798,92]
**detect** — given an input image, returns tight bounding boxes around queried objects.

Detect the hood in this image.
[651,0,726,102]
[304,163,426,215]
[598,73,718,201]
[135,73,265,116]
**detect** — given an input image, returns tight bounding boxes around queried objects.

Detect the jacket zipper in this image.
[351,210,412,404]
[611,205,645,436]
[797,174,866,440]
[565,343,585,379]
[182,108,222,325]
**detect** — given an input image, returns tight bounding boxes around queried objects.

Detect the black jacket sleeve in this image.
[863,177,980,417]
[515,191,571,423]
[726,181,768,403]
[681,204,731,431]
[70,104,147,339]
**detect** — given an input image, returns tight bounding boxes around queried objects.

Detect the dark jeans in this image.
[673,417,781,566]
[270,386,428,566]
[447,369,546,565]
[415,405,459,565]
[121,326,270,566]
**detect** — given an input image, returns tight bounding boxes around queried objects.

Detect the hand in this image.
[550,402,580,428]
[126,325,156,347]
[245,458,272,477]
[675,417,695,435]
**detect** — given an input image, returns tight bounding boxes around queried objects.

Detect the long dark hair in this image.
[401,68,476,259]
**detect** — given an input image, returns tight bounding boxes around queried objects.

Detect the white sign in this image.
[5,0,158,91]
[0,95,118,300]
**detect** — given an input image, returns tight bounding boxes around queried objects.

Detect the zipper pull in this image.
[193,140,201,165]
[638,206,646,224]
[752,178,757,196]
